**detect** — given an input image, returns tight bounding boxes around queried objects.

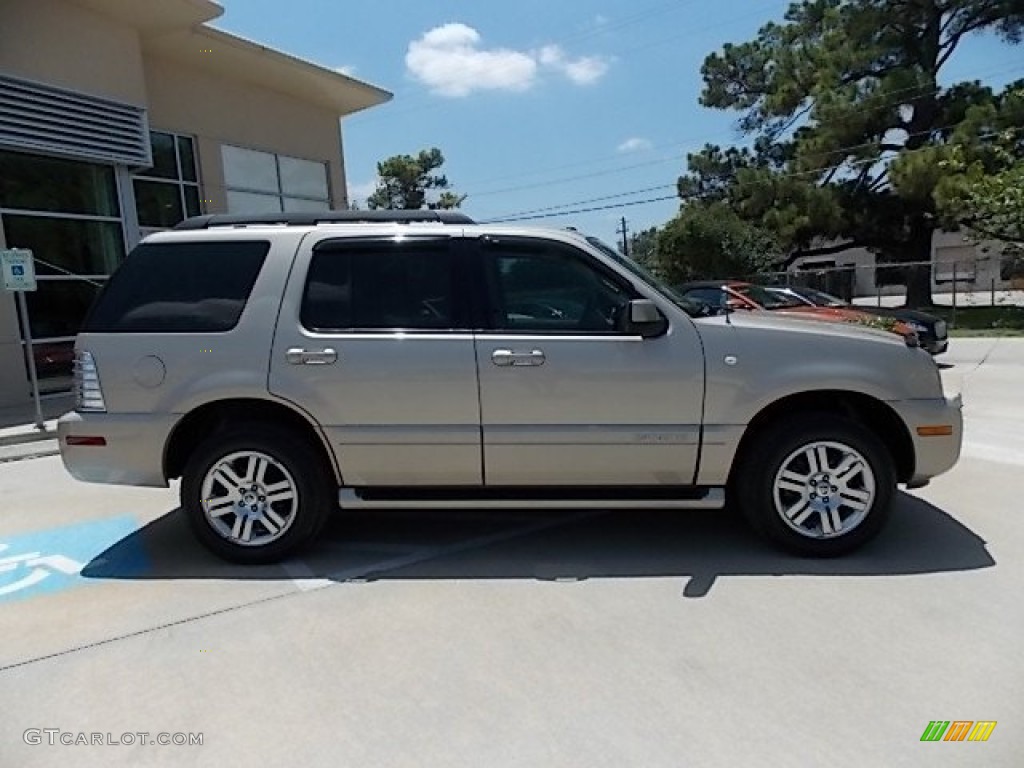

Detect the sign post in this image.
[1,248,45,431]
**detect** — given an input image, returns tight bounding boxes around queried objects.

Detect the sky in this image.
[213,1,1024,248]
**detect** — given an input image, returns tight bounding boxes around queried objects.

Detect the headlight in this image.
[934,320,947,338]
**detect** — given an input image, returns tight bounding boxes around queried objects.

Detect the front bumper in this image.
[922,336,949,356]
[57,410,177,487]
[898,395,963,486]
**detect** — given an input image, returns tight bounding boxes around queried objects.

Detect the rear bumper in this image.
[57,410,176,487]
[899,395,963,486]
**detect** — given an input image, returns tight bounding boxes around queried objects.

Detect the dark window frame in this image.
[300,236,473,334]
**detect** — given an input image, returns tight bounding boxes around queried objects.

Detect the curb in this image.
[0,426,58,448]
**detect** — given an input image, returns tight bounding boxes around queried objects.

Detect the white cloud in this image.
[405,24,610,97]
[593,14,609,27]
[406,23,538,97]
[335,65,357,77]
[537,45,610,86]
[617,137,653,153]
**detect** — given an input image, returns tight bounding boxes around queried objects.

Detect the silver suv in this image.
[58,211,962,563]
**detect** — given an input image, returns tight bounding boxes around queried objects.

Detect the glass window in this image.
[301,241,458,331]
[227,190,283,214]
[283,197,330,213]
[83,241,270,333]
[132,132,202,230]
[224,145,332,214]
[22,280,104,339]
[0,151,119,216]
[146,132,179,179]
[134,180,184,228]
[680,287,726,307]
[222,145,279,193]
[177,135,198,182]
[485,240,632,332]
[2,215,124,276]
[278,156,328,199]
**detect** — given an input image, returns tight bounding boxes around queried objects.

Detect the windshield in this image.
[733,284,805,310]
[795,287,848,307]
[584,236,708,317]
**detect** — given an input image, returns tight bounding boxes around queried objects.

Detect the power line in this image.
[463,63,1024,199]
[483,128,1013,223]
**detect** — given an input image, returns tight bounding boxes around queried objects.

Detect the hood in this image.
[719,309,914,347]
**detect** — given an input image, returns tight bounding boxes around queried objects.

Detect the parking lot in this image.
[0,339,1021,768]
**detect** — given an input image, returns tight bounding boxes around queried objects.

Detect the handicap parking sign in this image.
[0,516,146,602]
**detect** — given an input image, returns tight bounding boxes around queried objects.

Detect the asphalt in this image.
[0,339,1020,767]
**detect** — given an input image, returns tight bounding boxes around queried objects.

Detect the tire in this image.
[180,424,334,564]
[733,414,895,557]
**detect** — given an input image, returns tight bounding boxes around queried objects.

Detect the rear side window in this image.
[301,239,462,331]
[83,241,270,332]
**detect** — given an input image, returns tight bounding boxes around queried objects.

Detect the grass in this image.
[924,305,1024,334]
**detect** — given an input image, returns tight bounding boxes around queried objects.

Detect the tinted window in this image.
[83,241,269,332]
[301,240,459,331]
[681,287,726,308]
[485,239,633,332]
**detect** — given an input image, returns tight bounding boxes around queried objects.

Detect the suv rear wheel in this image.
[181,425,334,564]
[735,415,895,556]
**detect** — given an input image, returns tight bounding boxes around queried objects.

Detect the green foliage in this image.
[934,88,1024,250]
[626,227,660,269]
[656,201,782,282]
[681,0,1024,305]
[366,148,466,210]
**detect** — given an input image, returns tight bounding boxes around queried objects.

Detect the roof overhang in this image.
[67,0,393,116]
[142,26,392,116]
[69,0,224,33]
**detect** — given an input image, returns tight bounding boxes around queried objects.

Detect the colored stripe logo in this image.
[921,721,996,742]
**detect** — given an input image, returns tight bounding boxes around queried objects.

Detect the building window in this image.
[0,149,125,394]
[133,132,202,231]
[223,145,331,214]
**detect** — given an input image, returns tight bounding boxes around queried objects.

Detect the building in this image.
[787,231,1013,302]
[0,0,391,408]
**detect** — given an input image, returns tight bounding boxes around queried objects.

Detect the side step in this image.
[339,486,725,510]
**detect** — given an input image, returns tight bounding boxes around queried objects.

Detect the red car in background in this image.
[676,281,919,344]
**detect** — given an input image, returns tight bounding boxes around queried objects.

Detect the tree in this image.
[626,227,661,269]
[935,87,1024,249]
[684,0,1024,306]
[366,148,466,210]
[656,201,782,282]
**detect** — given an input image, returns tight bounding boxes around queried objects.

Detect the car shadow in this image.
[81,491,994,598]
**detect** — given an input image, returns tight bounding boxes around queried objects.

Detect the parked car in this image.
[676,281,919,344]
[766,286,949,355]
[58,211,961,563]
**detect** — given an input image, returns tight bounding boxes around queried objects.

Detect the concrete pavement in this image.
[0,341,1021,767]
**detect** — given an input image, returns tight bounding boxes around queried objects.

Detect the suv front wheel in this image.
[735,415,896,556]
[181,425,334,564]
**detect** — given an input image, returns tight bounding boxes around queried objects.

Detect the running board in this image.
[339,486,725,510]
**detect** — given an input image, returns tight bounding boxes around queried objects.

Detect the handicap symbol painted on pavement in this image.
[0,516,147,603]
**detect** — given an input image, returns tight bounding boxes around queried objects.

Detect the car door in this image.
[269,233,482,487]
[472,235,705,487]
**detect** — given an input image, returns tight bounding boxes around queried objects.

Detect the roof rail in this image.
[173,210,476,230]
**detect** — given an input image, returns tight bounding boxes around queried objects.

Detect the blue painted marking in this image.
[0,516,147,603]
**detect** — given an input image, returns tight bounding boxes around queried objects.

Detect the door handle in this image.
[286,347,338,365]
[491,349,546,367]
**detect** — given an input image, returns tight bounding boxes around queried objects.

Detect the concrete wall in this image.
[142,56,347,212]
[0,0,147,105]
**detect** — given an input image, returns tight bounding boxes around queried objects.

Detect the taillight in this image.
[74,350,107,412]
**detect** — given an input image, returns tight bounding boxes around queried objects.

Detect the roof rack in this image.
[173,210,476,230]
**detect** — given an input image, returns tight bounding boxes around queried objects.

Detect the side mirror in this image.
[621,299,668,338]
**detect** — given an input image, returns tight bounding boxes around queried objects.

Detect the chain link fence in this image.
[738,253,1024,330]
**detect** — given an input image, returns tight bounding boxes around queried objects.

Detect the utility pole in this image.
[617,216,629,257]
